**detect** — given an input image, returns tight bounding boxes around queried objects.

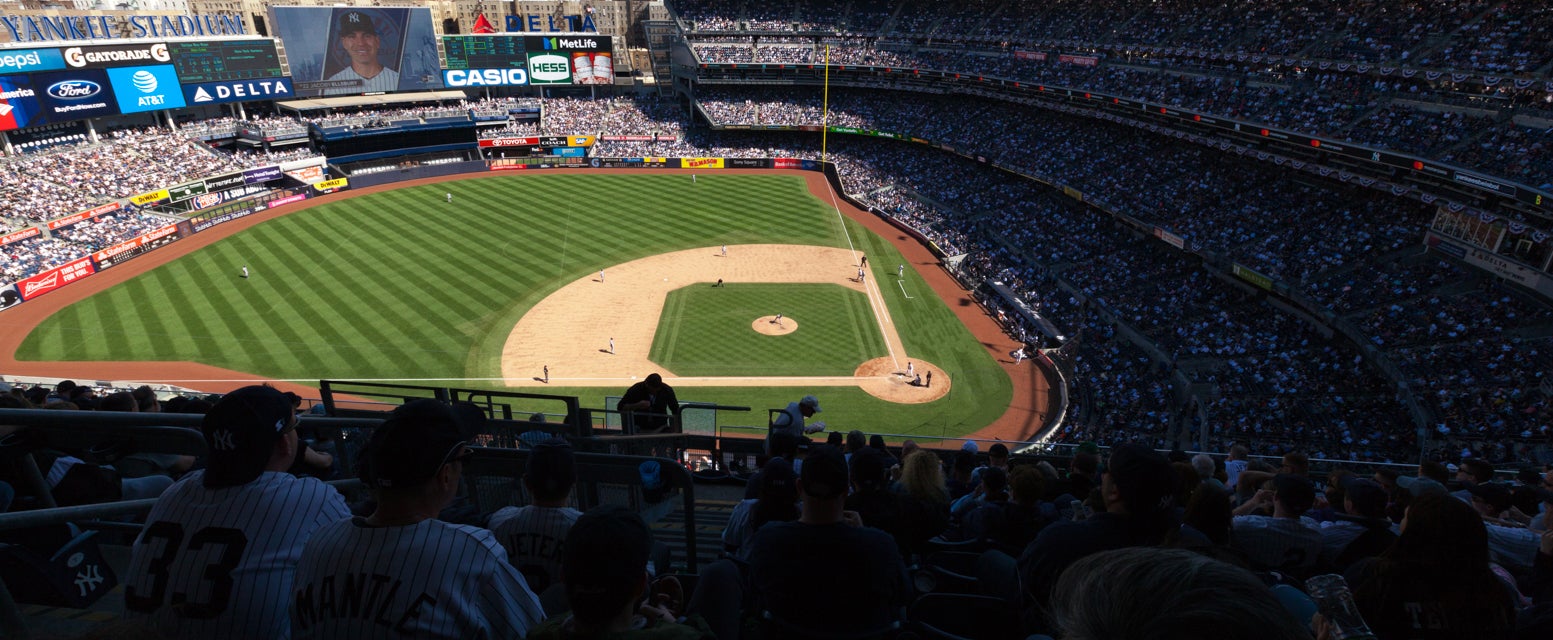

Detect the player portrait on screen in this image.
[324,10,400,95]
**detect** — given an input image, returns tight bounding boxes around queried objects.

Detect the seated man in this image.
[290,399,544,638]
[525,505,715,639]
[488,441,581,595]
[747,445,909,634]
[1230,474,1322,575]
[616,374,681,434]
[123,385,351,640]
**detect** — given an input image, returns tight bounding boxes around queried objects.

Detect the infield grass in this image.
[651,283,887,377]
[17,173,1012,438]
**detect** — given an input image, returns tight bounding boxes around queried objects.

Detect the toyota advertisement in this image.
[269,6,444,97]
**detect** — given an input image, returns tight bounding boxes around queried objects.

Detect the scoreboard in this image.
[168,40,284,84]
[442,36,526,70]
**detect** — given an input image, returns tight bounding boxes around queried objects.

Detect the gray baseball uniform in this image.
[487,505,583,591]
[123,470,350,639]
[290,517,544,638]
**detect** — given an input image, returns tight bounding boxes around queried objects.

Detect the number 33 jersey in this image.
[123,470,351,639]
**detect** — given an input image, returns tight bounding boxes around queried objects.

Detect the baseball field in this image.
[6,171,1044,441]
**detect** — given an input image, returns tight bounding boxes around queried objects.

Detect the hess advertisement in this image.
[270,6,443,97]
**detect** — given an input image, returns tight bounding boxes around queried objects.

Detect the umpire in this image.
[616,373,681,434]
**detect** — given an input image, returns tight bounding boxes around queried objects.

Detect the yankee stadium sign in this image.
[1,14,245,43]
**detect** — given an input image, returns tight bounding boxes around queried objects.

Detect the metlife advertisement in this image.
[105,64,185,113]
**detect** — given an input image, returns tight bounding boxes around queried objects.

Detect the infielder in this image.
[290,400,544,638]
[721,244,728,257]
[599,269,606,283]
[542,365,549,383]
[857,267,866,283]
[907,361,915,377]
[123,385,350,640]
[609,337,615,354]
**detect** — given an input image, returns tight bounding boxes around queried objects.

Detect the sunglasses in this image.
[439,441,472,468]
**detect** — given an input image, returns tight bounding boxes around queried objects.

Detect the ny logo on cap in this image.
[348,13,362,22]
[212,429,236,451]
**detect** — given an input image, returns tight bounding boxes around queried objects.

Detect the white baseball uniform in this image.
[290,518,544,639]
[123,470,350,640]
[324,66,400,95]
[487,505,583,591]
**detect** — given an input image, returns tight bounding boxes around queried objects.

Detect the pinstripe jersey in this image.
[324,66,400,95]
[1230,514,1323,572]
[487,505,582,593]
[291,517,545,639]
[122,470,351,640]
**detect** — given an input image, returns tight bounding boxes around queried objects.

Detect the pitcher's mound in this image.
[752,315,798,335]
[854,357,949,403]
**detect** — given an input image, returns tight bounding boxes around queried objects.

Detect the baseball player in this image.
[599,269,605,283]
[1013,348,1026,364]
[241,265,249,279]
[692,173,697,184]
[721,244,728,257]
[446,192,452,203]
[907,361,915,377]
[123,385,350,640]
[775,313,783,327]
[926,371,933,388]
[857,267,866,283]
[323,11,401,95]
[488,441,581,595]
[609,337,615,354]
[898,264,905,278]
[291,400,544,638]
[542,365,549,383]
[860,255,868,268]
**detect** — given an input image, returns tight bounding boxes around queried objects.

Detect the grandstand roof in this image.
[276,91,471,113]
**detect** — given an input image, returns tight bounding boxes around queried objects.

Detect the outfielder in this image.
[241,265,249,279]
[446,192,452,203]
[123,385,350,640]
[898,264,904,278]
[290,400,544,638]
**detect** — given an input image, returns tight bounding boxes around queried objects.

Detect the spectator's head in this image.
[1324,469,1354,509]
[131,385,159,413]
[1103,444,1176,517]
[1395,475,1449,498]
[1008,465,1043,507]
[797,394,820,417]
[1171,462,1201,506]
[980,466,1009,501]
[1190,454,1216,482]
[900,448,948,505]
[1389,494,1490,572]
[523,440,576,505]
[900,439,919,460]
[1340,478,1388,520]
[988,442,1009,467]
[644,373,666,393]
[752,458,800,530]
[768,430,800,461]
[1279,452,1308,477]
[1271,474,1316,518]
[1418,460,1450,484]
[1228,444,1249,461]
[849,446,889,492]
[799,445,848,500]
[200,385,299,489]
[363,399,468,504]
[97,391,137,413]
[55,380,76,397]
[1466,483,1512,519]
[825,431,844,447]
[1459,459,1494,485]
[1181,483,1233,547]
[1372,468,1399,494]
[561,505,655,632]
[1072,450,1099,477]
[868,434,889,454]
[951,450,976,480]
[1050,547,1312,640]
[846,429,866,454]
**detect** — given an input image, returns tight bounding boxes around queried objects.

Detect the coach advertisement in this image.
[92,225,179,270]
[271,6,444,97]
[17,256,95,301]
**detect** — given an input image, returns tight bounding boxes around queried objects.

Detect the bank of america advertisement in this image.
[269,6,443,97]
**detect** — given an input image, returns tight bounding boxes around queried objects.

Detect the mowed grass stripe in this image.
[252,229,377,370]
[654,284,884,377]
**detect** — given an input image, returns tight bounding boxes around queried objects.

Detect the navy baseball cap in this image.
[202,385,296,488]
[364,399,468,490]
[524,440,576,495]
[800,445,848,499]
[338,10,377,35]
[563,505,653,621]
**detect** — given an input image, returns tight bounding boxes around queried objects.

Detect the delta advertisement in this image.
[182,77,294,106]
[270,6,444,97]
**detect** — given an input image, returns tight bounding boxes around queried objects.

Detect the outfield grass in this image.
[18,174,1012,437]
[650,283,886,377]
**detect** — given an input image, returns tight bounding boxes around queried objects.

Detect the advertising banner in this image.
[243,166,283,184]
[552,147,585,158]
[727,158,771,168]
[313,177,349,193]
[773,158,804,169]
[46,202,119,230]
[189,191,229,211]
[285,166,325,184]
[568,135,596,147]
[680,157,724,169]
[0,227,40,245]
[1152,227,1186,250]
[17,256,95,301]
[192,203,266,232]
[61,42,171,70]
[167,181,207,202]
[129,189,169,206]
[203,172,247,191]
[270,6,444,97]
[182,77,294,105]
[1231,263,1273,290]
[526,52,571,85]
[478,136,539,148]
[33,68,118,121]
[105,64,185,113]
[0,73,42,131]
[0,48,66,74]
[91,224,178,270]
[1464,247,1546,289]
[1014,50,1046,61]
[1058,54,1099,67]
[268,193,308,207]
[443,68,528,87]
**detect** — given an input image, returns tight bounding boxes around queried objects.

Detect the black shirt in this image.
[616,382,680,433]
[747,520,909,633]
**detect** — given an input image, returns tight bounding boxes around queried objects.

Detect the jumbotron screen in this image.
[440,35,613,88]
[168,40,284,84]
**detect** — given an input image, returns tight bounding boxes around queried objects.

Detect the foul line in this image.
[820,177,902,368]
[897,279,914,299]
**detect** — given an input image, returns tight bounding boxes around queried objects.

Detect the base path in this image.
[500,244,918,392]
[0,168,1049,442]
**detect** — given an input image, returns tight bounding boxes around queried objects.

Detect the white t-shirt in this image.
[123,471,351,640]
[291,517,544,639]
[325,65,400,95]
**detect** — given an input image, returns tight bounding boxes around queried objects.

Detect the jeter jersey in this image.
[487,505,582,592]
[324,66,400,95]
[123,471,351,640]
[291,517,545,640]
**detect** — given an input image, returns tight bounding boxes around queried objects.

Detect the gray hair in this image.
[1191,453,1216,480]
[1050,547,1313,640]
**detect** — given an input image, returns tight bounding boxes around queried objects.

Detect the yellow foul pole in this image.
[822,44,830,165]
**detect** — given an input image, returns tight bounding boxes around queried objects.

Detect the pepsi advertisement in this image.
[32,68,118,121]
